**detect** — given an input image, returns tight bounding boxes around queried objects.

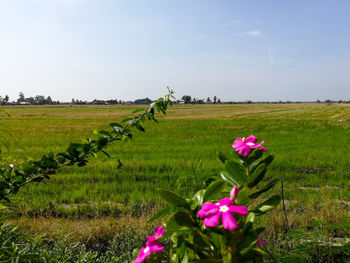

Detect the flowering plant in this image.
[134,135,280,262]
[134,227,165,263]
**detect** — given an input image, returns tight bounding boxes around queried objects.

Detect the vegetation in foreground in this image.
[1,103,350,262]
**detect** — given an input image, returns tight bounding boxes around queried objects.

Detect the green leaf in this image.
[252,195,281,216]
[14,176,24,184]
[236,230,258,256]
[245,148,264,165]
[117,158,123,169]
[148,206,173,223]
[31,176,44,182]
[135,123,145,132]
[249,155,274,174]
[132,108,145,114]
[147,102,157,111]
[220,171,236,186]
[192,189,205,207]
[248,163,267,188]
[98,130,110,136]
[166,211,194,231]
[249,179,279,199]
[158,189,189,208]
[203,179,226,203]
[217,151,229,164]
[101,150,110,158]
[223,252,232,263]
[0,182,10,192]
[242,212,255,233]
[236,187,249,205]
[224,160,247,186]
[121,117,133,123]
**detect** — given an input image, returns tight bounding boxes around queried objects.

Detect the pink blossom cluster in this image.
[232,135,267,156]
[197,186,248,230]
[134,227,164,263]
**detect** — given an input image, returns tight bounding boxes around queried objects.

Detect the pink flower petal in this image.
[237,146,251,156]
[245,135,257,143]
[134,247,151,263]
[230,186,240,203]
[257,236,267,248]
[154,226,164,238]
[229,205,249,215]
[202,202,218,211]
[221,211,238,230]
[203,212,221,227]
[233,138,243,145]
[146,235,156,243]
[197,203,218,218]
[204,207,220,217]
[149,241,164,253]
[219,197,231,206]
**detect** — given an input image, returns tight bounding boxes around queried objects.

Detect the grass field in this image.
[1,103,350,242]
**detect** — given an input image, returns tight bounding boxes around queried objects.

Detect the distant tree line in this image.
[180,95,222,104]
[1,92,350,105]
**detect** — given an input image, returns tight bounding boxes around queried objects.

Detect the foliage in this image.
[0,89,174,202]
[3,103,349,219]
[136,143,281,262]
[276,218,350,263]
[0,222,147,263]
[181,96,192,104]
[1,102,350,262]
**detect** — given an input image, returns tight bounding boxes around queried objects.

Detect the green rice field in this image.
[1,103,350,240]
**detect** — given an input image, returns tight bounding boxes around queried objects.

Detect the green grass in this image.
[2,104,350,229]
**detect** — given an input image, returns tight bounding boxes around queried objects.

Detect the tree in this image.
[17,92,25,103]
[206,97,211,103]
[213,96,217,104]
[134,98,152,105]
[25,97,35,104]
[217,98,221,104]
[4,95,9,103]
[181,95,191,104]
[34,95,45,105]
[46,96,53,104]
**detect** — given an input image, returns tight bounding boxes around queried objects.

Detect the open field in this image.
[1,103,350,242]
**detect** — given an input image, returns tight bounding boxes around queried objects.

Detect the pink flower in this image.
[134,227,165,263]
[197,193,248,231]
[232,135,267,157]
[257,235,267,248]
[230,186,239,203]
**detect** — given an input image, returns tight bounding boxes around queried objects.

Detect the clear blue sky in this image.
[0,0,349,102]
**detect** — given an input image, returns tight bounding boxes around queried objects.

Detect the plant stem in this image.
[281,180,291,233]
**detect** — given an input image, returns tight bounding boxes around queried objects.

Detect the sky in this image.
[0,0,349,102]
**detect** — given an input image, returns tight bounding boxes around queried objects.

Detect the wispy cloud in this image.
[222,20,262,27]
[238,30,262,37]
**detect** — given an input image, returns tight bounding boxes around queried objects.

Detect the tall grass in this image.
[2,104,350,241]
